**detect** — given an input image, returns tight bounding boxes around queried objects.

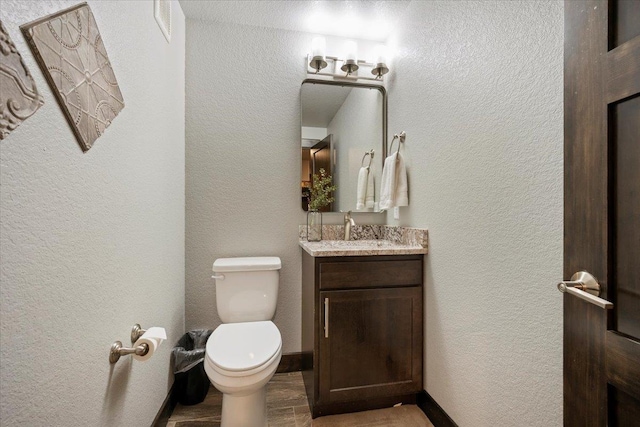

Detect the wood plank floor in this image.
[166,372,433,427]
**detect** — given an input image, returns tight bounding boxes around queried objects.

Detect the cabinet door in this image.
[318,287,422,405]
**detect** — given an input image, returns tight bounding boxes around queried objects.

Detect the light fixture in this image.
[371,44,389,78]
[309,36,327,73]
[340,40,359,76]
[305,38,390,81]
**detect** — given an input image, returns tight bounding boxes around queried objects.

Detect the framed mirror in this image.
[300,79,387,213]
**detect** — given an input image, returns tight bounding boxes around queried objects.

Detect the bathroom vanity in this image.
[300,234,427,418]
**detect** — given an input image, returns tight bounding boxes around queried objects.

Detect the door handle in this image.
[557,271,613,309]
[324,297,329,338]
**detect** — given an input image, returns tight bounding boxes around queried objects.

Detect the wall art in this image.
[0,20,44,140]
[21,2,124,152]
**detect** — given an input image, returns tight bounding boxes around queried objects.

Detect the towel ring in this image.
[389,131,406,156]
[361,149,375,168]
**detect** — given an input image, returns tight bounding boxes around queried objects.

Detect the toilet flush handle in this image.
[211,274,225,280]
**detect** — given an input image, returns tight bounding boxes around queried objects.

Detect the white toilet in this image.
[204,257,283,427]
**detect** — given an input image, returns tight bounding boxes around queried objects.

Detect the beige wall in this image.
[185,20,385,352]
[386,1,564,426]
[0,1,186,426]
[328,88,383,212]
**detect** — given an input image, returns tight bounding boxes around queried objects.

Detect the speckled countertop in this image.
[299,239,428,257]
[298,225,428,257]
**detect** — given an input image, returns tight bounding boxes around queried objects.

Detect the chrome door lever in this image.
[557,271,613,309]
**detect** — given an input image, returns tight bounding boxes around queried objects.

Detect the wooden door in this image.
[311,135,334,212]
[563,1,640,425]
[318,287,422,406]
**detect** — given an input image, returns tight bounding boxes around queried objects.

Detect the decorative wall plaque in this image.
[0,20,44,140]
[21,2,124,152]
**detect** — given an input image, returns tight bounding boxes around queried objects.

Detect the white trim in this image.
[154,0,171,43]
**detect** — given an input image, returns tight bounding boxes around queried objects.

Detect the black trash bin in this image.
[171,329,213,405]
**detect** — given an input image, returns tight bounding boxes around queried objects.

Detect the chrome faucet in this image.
[344,211,356,240]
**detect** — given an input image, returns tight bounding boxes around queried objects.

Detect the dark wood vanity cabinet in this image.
[301,252,424,418]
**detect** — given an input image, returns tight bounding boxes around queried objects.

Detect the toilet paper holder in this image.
[109,324,150,364]
[130,323,146,343]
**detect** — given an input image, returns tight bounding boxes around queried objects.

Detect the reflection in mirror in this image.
[301,81,385,212]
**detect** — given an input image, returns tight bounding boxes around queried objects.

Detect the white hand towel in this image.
[379,152,408,210]
[394,153,408,207]
[356,167,369,210]
[365,169,375,209]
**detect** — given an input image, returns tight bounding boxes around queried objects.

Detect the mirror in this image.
[300,80,386,212]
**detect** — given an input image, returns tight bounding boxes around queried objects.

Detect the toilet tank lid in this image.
[213,257,282,272]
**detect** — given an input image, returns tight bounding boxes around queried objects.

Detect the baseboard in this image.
[416,390,458,427]
[151,383,177,427]
[313,393,416,419]
[276,352,303,373]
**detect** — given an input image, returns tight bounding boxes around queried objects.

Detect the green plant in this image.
[309,168,336,211]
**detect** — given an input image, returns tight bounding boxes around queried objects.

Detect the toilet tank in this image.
[212,257,281,323]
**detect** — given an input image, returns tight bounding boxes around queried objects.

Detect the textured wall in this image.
[328,88,382,211]
[185,21,385,352]
[386,1,564,426]
[0,1,185,426]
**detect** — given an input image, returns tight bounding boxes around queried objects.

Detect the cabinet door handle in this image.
[324,297,329,338]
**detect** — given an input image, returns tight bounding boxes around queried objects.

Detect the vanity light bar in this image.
[307,37,390,82]
[306,55,386,82]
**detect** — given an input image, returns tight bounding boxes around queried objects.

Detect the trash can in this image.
[171,329,213,405]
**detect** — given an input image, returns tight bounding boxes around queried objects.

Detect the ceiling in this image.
[301,84,353,128]
[179,1,411,41]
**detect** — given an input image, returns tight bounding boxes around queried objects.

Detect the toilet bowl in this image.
[205,321,282,427]
[204,257,283,427]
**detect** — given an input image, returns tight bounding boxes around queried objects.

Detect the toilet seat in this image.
[206,321,282,377]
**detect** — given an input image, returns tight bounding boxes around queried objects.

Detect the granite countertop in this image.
[298,225,428,257]
[299,239,428,257]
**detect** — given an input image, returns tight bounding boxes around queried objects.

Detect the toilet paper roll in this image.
[144,326,167,340]
[133,327,166,362]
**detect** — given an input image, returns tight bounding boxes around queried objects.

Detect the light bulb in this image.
[374,44,388,66]
[309,36,328,73]
[344,40,358,62]
[371,44,390,78]
[311,36,326,59]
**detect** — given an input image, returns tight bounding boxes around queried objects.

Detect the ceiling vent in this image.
[154,0,171,43]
